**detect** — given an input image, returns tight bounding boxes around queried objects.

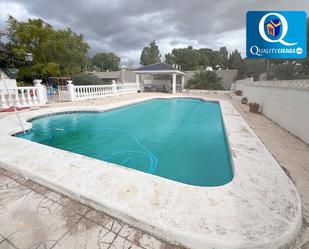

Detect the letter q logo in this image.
[259,13,297,46]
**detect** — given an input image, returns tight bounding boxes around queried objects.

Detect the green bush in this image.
[72,73,104,85]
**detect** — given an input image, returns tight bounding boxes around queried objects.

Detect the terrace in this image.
[1,2,309,247]
[0,89,308,249]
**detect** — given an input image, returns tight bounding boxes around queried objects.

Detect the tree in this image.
[140,41,161,66]
[270,60,303,80]
[228,50,245,79]
[244,58,268,80]
[198,53,209,69]
[72,73,104,85]
[6,15,89,81]
[0,43,21,69]
[43,62,61,77]
[198,48,221,70]
[186,70,223,90]
[228,50,242,69]
[219,47,229,69]
[92,52,120,71]
[165,46,205,70]
[46,28,89,76]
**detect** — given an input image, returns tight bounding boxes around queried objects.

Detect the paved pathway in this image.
[230,99,309,249]
[0,167,181,249]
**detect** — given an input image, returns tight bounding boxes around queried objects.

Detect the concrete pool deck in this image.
[230,98,309,249]
[0,167,180,249]
[0,93,304,249]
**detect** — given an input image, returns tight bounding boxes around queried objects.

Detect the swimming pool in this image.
[16,98,233,186]
[1,96,301,248]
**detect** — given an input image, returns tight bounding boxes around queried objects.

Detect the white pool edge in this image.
[0,95,303,249]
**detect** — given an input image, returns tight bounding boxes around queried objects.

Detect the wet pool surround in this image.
[0,95,302,249]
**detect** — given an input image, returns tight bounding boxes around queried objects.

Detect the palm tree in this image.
[186,70,223,90]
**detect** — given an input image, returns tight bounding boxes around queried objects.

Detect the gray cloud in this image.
[0,0,308,64]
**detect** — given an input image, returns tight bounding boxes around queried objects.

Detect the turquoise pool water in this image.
[16,98,233,186]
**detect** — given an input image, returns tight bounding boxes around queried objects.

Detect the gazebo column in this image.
[181,75,185,92]
[136,74,142,91]
[172,73,176,94]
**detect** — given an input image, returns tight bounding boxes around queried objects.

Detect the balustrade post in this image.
[67,80,76,101]
[20,89,26,106]
[33,79,47,105]
[181,75,185,93]
[172,73,177,94]
[112,81,117,94]
[14,89,21,107]
[26,89,32,105]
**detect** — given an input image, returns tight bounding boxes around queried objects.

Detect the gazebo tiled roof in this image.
[134,63,186,75]
[135,63,176,71]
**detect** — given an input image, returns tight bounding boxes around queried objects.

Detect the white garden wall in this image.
[231,77,253,91]
[184,89,231,95]
[243,80,309,144]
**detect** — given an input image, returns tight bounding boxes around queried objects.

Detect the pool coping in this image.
[0,95,303,249]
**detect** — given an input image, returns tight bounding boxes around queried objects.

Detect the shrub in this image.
[72,73,104,85]
[186,70,223,90]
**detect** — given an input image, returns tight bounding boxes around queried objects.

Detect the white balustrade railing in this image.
[73,84,114,101]
[0,85,47,108]
[116,83,140,93]
[63,82,140,102]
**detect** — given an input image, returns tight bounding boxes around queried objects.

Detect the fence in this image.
[116,83,140,93]
[58,85,71,101]
[242,80,309,144]
[59,82,140,102]
[0,84,47,108]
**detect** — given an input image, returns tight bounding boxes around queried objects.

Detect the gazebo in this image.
[133,63,186,94]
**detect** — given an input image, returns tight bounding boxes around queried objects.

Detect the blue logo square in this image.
[246,11,307,59]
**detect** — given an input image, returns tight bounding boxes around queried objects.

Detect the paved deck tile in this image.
[0,171,180,249]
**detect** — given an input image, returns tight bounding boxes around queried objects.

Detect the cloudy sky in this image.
[0,0,308,65]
